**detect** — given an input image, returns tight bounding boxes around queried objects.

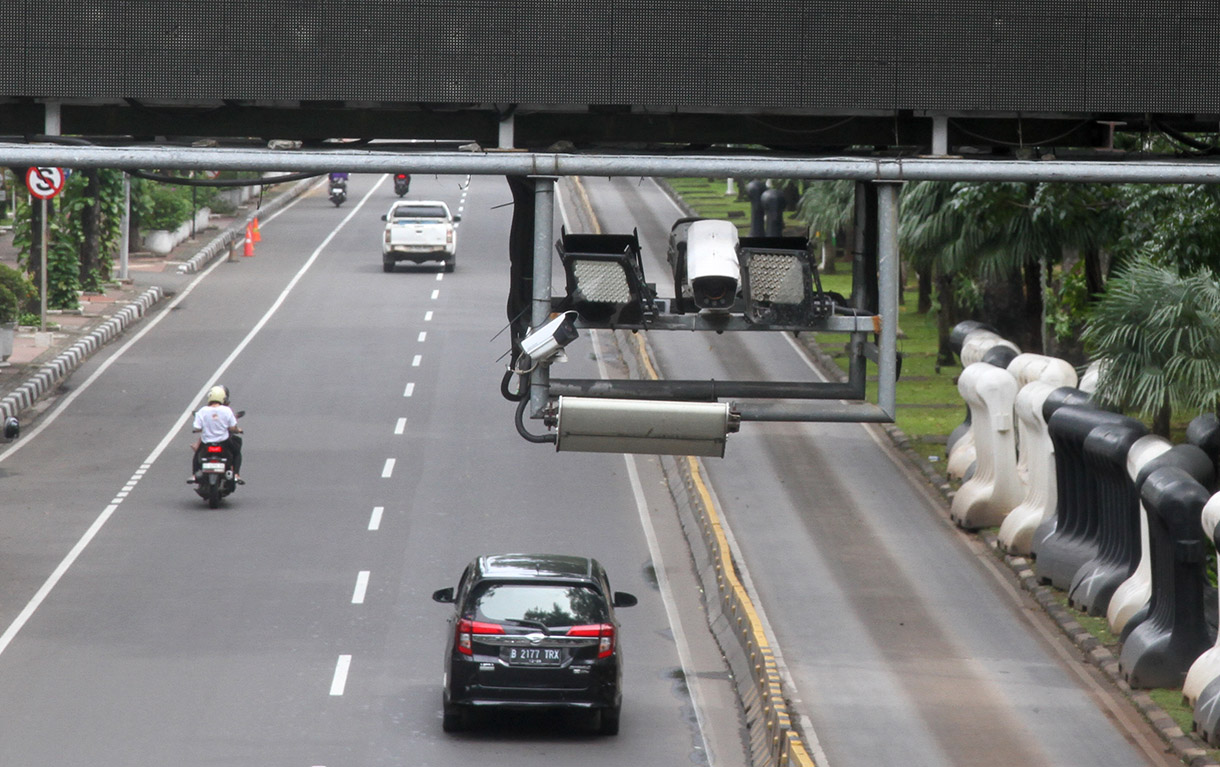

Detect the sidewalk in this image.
[0,178,318,426]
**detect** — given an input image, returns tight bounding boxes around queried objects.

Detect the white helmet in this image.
[207,385,228,404]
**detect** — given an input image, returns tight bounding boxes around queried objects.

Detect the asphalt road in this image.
[0,174,743,767]
[579,176,1182,767]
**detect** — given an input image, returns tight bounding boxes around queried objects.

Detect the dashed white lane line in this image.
[417,331,427,343]
[411,355,422,367]
[430,289,439,300]
[394,418,407,435]
[404,382,415,397]
[330,655,352,696]
[424,311,433,321]
[368,506,384,531]
[352,571,370,604]
[381,459,395,478]
[435,272,444,281]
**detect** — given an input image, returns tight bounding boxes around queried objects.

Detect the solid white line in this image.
[368,506,384,531]
[352,571,370,604]
[424,311,433,322]
[381,458,395,478]
[417,331,426,343]
[394,418,407,435]
[330,655,351,696]
[0,178,386,660]
[403,382,415,397]
[430,289,439,300]
[411,355,422,367]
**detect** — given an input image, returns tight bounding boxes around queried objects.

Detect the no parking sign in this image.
[25,167,66,200]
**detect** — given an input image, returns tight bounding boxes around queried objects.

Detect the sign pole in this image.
[39,198,47,332]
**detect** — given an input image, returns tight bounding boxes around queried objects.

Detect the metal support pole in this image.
[498,115,515,150]
[529,176,557,417]
[875,181,901,420]
[39,198,47,332]
[119,172,130,281]
[932,115,949,156]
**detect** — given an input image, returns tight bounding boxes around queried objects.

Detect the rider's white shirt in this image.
[193,404,237,444]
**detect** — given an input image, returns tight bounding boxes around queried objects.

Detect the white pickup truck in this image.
[381,200,460,273]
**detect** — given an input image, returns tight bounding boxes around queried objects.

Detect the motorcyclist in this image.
[329,171,349,186]
[190,385,243,483]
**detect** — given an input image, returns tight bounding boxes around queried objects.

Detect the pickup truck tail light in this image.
[446,229,454,245]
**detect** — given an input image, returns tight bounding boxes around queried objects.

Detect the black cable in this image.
[500,368,526,402]
[515,395,556,444]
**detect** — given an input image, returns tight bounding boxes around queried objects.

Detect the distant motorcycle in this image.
[393,173,411,197]
[329,179,348,207]
[189,410,245,509]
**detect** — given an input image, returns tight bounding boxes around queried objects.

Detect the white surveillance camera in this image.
[519,311,580,365]
[684,220,740,311]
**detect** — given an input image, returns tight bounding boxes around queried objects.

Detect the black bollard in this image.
[1066,417,1148,615]
[761,188,785,237]
[745,180,766,237]
[1119,466,1213,689]
[1032,402,1126,589]
[1118,443,1215,641]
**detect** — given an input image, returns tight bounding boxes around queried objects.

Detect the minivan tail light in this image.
[568,623,615,658]
[457,618,504,655]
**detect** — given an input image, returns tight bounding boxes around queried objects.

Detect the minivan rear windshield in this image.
[469,583,608,628]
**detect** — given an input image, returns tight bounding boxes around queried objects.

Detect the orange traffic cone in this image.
[251,217,262,242]
[243,223,255,257]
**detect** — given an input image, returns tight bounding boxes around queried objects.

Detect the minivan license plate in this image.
[502,646,563,666]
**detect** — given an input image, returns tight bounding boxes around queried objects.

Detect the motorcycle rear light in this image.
[206,445,223,453]
[457,618,504,655]
[396,174,408,180]
[568,624,615,658]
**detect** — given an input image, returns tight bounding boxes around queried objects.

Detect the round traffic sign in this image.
[26,167,66,200]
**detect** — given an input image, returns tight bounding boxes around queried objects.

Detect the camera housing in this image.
[519,311,580,364]
[683,220,740,311]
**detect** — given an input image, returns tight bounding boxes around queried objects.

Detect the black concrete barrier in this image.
[1031,396,1116,589]
[1118,444,1215,642]
[1119,466,1214,689]
[1187,413,1220,492]
[1066,416,1149,615]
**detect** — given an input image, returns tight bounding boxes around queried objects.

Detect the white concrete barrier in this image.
[950,363,1022,529]
[998,381,1060,554]
[947,331,1020,480]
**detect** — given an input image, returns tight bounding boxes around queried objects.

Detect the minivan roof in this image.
[474,553,601,583]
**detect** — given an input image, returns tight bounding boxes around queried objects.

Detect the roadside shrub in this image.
[0,263,35,321]
[138,182,194,231]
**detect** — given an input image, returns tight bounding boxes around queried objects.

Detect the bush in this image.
[139,182,194,231]
[0,264,34,322]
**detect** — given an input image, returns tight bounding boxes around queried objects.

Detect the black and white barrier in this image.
[945,321,997,458]
[1105,436,1173,635]
[1065,416,1149,616]
[1119,466,1213,689]
[1184,492,1220,707]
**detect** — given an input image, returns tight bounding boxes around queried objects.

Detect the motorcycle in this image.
[189,410,245,509]
[393,173,411,197]
[329,178,348,207]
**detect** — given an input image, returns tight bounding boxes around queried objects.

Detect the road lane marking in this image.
[394,418,407,435]
[352,571,370,604]
[417,331,426,343]
[424,311,433,321]
[330,655,352,695]
[381,459,395,478]
[430,289,439,300]
[368,506,384,530]
[436,272,443,281]
[403,382,415,397]
[0,178,384,663]
[411,355,422,367]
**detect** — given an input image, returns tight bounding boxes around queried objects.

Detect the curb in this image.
[0,286,163,423]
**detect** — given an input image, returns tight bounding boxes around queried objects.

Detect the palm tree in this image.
[1081,255,1220,436]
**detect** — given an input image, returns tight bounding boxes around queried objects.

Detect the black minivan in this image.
[431,554,638,734]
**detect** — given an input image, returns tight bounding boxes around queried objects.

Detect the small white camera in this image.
[519,311,579,364]
[685,220,740,311]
